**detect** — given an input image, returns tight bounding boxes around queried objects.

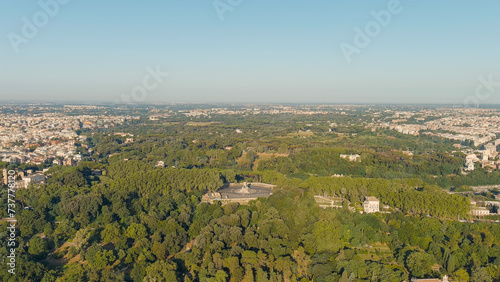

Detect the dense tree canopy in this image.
[1,111,499,281]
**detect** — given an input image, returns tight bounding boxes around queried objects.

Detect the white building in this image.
[470,207,490,217]
[22,173,45,188]
[466,154,479,163]
[482,153,490,161]
[465,161,475,171]
[340,154,361,162]
[363,197,380,213]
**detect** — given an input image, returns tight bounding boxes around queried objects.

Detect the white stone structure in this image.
[363,197,380,213]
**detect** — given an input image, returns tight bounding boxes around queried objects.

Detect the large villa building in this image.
[201,182,274,205]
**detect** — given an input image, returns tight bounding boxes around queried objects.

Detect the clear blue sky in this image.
[1,0,499,104]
